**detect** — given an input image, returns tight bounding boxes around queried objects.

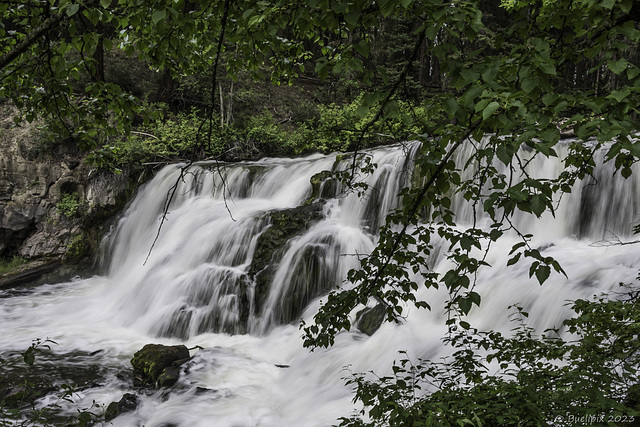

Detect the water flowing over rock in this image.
[249,201,326,324]
[0,140,639,426]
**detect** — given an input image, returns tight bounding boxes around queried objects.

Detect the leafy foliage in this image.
[56,193,80,218]
[302,0,640,348]
[338,285,640,426]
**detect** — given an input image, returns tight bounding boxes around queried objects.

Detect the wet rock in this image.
[355,304,386,336]
[248,201,326,320]
[131,344,190,388]
[303,170,336,205]
[0,258,61,289]
[105,393,139,422]
[195,386,217,395]
[156,365,181,388]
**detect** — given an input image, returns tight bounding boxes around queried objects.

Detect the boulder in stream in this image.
[355,304,386,336]
[131,344,190,388]
[105,393,139,421]
[248,201,326,320]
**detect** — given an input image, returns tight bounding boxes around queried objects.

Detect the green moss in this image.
[63,233,91,264]
[0,255,28,275]
[130,344,190,388]
[303,170,335,205]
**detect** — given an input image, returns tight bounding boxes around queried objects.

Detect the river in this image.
[0,140,638,426]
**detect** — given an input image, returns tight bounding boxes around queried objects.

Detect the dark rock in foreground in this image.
[131,344,190,388]
[355,304,386,336]
[105,393,139,421]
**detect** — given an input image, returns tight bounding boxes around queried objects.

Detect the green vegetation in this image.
[2,0,640,424]
[339,284,640,426]
[0,256,28,276]
[56,193,80,218]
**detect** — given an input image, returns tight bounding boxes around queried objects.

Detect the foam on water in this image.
[1,140,638,426]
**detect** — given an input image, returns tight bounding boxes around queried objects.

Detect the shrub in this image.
[339,284,640,426]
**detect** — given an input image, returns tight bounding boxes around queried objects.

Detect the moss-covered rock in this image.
[271,234,338,325]
[303,170,337,205]
[130,344,190,388]
[248,201,325,319]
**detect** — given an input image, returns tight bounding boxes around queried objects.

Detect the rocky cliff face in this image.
[0,103,142,270]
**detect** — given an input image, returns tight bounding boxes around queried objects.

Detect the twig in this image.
[131,131,159,140]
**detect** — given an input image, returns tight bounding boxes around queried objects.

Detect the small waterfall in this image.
[98,143,421,338]
[450,138,640,240]
[97,139,640,339]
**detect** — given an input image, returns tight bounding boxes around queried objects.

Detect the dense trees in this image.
[2,0,640,424]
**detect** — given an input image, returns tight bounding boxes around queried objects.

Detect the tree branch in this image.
[0,11,66,72]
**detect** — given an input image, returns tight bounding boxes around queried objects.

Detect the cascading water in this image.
[0,139,638,426]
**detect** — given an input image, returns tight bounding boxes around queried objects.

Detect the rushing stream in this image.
[1,140,639,426]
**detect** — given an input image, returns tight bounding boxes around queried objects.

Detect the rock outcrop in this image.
[105,393,139,421]
[0,103,145,282]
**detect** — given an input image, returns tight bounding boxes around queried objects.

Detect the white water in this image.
[1,140,639,426]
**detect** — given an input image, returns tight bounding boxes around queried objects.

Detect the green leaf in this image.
[539,62,556,75]
[534,264,551,284]
[482,101,500,120]
[619,0,633,13]
[444,98,458,117]
[23,348,35,365]
[100,0,111,8]
[344,11,361,29]
[496,143,514,165]
[66,3,80,17]
[507,252,521,266]
[542,93,558,106]
[627,67,640,80]
[353,40,370,57]
[152,9,166,24]
[529,194,546,217]
[469,291,481,307]
[459,297,472,315]
[607,89,631,103]
[460,68,479,84]
[608,58,628,75]
[521,78,537,94]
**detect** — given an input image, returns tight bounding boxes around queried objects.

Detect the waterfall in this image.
[0,140,638,427]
